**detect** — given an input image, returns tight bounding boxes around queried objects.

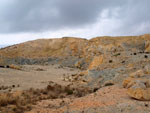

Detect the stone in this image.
[144,65,150,74]
[75,61,81,68]
[123,75,150,100]
[127,88,150,101]
[122,77,148,89]
[127,64,134,69]
[129,70,145,78]
[145,41,150,53]
[130,80,146,89]
[122,77,135,88]
[88,55,104,70]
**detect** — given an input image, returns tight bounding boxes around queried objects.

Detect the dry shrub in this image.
[9,64,22,70]
[0,93,17,106]
[0,82,94,113]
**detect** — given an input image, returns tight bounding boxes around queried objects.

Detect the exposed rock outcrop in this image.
[123,68,150,100]
[1,34,150,112]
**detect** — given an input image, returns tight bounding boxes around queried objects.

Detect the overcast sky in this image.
[0,0,150,45]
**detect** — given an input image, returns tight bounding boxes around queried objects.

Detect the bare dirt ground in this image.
[0,64,80,92]
[27,85,150,113]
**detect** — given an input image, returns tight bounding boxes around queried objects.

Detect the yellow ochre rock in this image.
[145,41,150,53]
[123,69,150,100]
[128,88,150,101]
[88,55,104,70]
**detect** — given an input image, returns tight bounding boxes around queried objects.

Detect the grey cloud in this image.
[114,0,150,35]
[0,0,149,36]
[0,0,125,33]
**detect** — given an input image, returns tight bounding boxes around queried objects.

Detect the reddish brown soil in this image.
[27,85,150,113]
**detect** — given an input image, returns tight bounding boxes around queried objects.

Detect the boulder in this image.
[123,77,149,89]
[128,88,150,101]
[123,71,150,100]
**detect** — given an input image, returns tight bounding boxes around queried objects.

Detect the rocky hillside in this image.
[1,34,150,86]
[0,34,150,58]
[0,37,88,58]
[0,34,150,66]
[1,34,150,112]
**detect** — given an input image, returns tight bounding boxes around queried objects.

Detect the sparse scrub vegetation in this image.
[0,82,93,113]
[9,64,22,70]
[113,53,121,56]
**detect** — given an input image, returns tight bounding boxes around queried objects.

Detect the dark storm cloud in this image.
[0,0,125,33]
[0,0,149,35]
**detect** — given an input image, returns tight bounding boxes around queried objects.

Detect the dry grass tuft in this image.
[0,82,93,113]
